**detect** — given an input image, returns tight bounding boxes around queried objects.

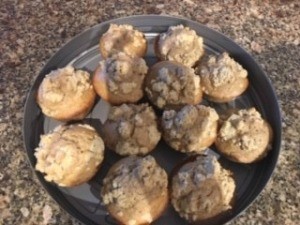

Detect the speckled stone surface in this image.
[0,0,299,224]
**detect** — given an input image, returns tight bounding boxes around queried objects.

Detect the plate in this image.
[23,15,281,225]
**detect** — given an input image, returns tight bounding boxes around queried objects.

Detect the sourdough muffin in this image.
[155,25,204,67]
[35,124,104,187]
[162,105,219,154]
[99,24,147,59]
[101,155,168,225]
[171,155,235,222]
[93,52,148,105]
[196,52,249,103]
[215,108,273,163]
[145,61,202,109]
[37,66,96,121]
[101,103,161,156]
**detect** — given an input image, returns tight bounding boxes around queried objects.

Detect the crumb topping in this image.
[162,105,219,152]
[106,104,161,155]
[102,24,146,57]
[102,155,168,213]
[199,52,248,88]
[158,25,204,67]
[99,53,148,95]
[35,124,104,186]
[219,108,266,151]
[171,155,235,222]
[39,66,92,103]
[146,63,201,108]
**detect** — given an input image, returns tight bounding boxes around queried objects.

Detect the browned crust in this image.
[92,66,144,105]
[154,35,164,61]
[107,192,168,225]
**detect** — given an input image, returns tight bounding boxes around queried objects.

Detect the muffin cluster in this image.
[34,23,273,225]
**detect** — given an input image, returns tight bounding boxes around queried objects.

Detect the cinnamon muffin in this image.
[155,25,204,67]
[93,52,148,105]
[37,66,96,121]
[196,52,249,103]
[101,103,161,156]
[215,108,273,163]
[35,124,104,187]
[162,105,219,154]
[99,24,147,59]
[145,61,202,109]
[171,155,235,222]
[101,155,168,225]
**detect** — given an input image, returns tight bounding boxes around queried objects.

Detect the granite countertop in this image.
[1,0,299,224]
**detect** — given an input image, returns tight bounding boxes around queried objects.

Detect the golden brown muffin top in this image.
[101,155,168,224]
[99,52,148,95]
[146,61,202,109]
[162,105,219,152]
[157,25,204,67]
[198,52,248,88]
[37,66,94,119]
[100,24,146,58]
[35,124,104,187]
[218,108,269,151]
[172,155,235,222]
[103,104,161,155]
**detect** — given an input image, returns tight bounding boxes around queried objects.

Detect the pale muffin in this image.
[155,25,204,67]
[171,155,235,222]
[93,52,148,105]
[196,52,249,102]
[101,155,168,225]
[35,124,104,187]
[162,105,219,154]
[99,24,147,59]
[101,103,161,156]
[37,66,96,121]
[215,108,273,163]
[145,61,202,109]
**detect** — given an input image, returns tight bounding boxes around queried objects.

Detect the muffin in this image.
[145,61,202,109]
[162,105,219,154]
[101,103,161,156]
[155,25,204,67]
[171,155,235,222]
[99,24,147,59]
[93,52,148,105]
[101,155,168,225]
[37,66,96,121]
[196,52,249,103]
[35,124,104,187]
[215,108,273,163]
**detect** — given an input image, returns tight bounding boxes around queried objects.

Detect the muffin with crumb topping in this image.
[215,108,273,163]
[101,103,161,156]
[145,61,202,109]
[196,52,249,103]
[99,24,147,59]
[155,25,204,67]
[171,155,235,222]
[35,124,104,187]
[93,52,148,105]
[101,155,168,225]
[37,66,96,121]
[162,105,219,154]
